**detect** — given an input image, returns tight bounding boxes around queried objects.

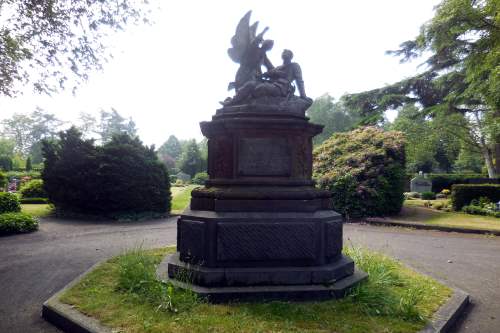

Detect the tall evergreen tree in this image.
[344,0,500,177]
[178,139,203,177]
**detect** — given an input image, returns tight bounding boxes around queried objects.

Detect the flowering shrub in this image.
[313,126,405,218]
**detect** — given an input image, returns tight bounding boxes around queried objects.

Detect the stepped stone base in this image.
[157,254,367,303]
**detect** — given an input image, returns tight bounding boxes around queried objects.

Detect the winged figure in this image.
[227,11,274,92]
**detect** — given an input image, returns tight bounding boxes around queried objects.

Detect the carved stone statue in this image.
[222,11,312,113]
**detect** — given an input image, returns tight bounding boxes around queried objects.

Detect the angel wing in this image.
[227,11,258,64]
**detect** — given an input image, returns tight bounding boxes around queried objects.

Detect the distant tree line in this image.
[157,135,207,178]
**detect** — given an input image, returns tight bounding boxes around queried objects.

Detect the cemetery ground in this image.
[366,199,500,234]
[1,218,499,333]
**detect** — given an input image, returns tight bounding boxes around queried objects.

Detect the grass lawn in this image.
[171,185,198,214]
[59,246,451,333]
[400,200,500,231]
[21,204,53,218]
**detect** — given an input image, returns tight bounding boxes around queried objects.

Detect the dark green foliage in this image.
[421,192,436,200]
[451,184,500,211]
[0,156,13,171]
[19,197,49,204]
[25,156,32,171]
[98,133,170,215]
[42,127,171,217]
[178,140,204,177]
[427,174,499,193]
[0,212,38,235]
[314,126,406,218]
[0,192,21,213]
[0,172,6,189]
[192,172,208,185]
[19,179,47,198]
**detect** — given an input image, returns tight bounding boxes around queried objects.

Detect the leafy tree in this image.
[0,0,152,96]
[25,156,32,171]
[96,108,137,143]
[1,108,64,156]
[158,135,182,160]
[391,105,462,173]
[77,112,98,139]
[178,139,203,177]
[307,94,359,145]
[343,0,500,177]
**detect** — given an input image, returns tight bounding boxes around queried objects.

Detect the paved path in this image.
[1,218,499,333]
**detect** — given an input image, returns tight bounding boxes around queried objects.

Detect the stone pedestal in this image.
[158,105,366,302]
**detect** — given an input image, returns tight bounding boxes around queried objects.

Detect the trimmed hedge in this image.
[19,197,49,204]
[0,192,21,213]
[192,172,208,185]
[421,191,436,200]
[426,174,497,193]
[314,126,405,218]
[451,184,500,211]
[0,212,39,235]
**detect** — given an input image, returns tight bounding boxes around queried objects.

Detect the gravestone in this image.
[158,11,366,302]
[410,172,432,193]
[176,172,191,183]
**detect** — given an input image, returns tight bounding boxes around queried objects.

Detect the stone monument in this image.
[158,11,366,302]
[410,171,433,193]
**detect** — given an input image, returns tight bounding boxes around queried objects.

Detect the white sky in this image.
[0,0,440,146]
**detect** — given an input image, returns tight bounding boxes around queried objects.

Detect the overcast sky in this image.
[0,0,441,146]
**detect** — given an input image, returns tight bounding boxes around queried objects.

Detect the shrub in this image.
[421,191,436,200]
[19,197,49,204]
[19,179,47,198]
[314,126,405,218]
[404,192,421,199]
[0,212,38,235]
[440,189,451,196]
[0,192,21,213]
[42,128,171,217]
[432,201,448,210]
[451,184,500,211]
[192,172,208,185]
[462,205,500,218]
[0,156,13,171]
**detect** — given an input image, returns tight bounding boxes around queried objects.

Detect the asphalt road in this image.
[1,218,499,333]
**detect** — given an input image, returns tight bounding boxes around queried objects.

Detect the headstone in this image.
[410,172,432,193]
[158,10,366,302]
[176,172,191,183]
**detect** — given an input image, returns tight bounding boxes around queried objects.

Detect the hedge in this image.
[451,184,500,211]
[19,197,49,204]
[0,192,21,213]
[0,212,39,235]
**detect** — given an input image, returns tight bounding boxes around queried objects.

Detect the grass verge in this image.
[60,246,451,333]
[21,203,53,218]
[400,200,500,231]
[171,185,198,214]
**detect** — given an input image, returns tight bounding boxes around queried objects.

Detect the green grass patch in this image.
[171,185,198,214]
[401,200,500,231]
[60,246,451,333]
[21,204,53,218]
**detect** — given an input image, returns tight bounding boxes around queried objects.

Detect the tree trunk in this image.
[481,146,496,178]
[494,141,500,177]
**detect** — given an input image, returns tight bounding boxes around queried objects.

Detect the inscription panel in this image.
[238,138,291,176]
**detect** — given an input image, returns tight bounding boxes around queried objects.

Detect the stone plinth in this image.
[160,105,366,302]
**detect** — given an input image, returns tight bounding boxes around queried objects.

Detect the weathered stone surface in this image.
[410,176,432,193]
[238,138,291,176]
[176,210,343,268]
